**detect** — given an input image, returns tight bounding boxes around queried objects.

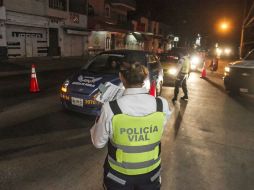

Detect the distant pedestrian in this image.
[172,52,191,103]
[209,57,218,72]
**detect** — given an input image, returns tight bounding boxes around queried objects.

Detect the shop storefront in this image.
[126,33,144,50]
[5,11,48,58]
[62,29,88,56]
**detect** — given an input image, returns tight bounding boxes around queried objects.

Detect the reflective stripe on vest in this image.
[108,99,165,175]
[181,57,190,74]
[108,155,161,169]
[109,140,160,153]
[106,172,126,185]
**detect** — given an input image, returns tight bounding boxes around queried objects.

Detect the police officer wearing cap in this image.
[91,62,171,190]
[172,52,191,103]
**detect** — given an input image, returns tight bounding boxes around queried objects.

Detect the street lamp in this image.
[216,20,231,34]
[220,22,229,31]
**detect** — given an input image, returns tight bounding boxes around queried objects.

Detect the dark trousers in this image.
[103,162,161,190]
[173,73,188,99]
[104,178,160,190]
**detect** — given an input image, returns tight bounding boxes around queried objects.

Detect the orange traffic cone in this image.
[30,64,40,93]
[150,80,156,97]
[200,67,207,78]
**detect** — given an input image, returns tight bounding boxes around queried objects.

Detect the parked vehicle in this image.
[60,50,164,115]
[224,49,254,95]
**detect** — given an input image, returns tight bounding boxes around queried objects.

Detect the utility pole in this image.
[240,0,247,58]
[240,0,254,58]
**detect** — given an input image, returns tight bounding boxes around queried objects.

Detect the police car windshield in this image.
[85,53,126,73]
[245,50,254,61]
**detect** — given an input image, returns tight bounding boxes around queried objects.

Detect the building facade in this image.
[131,15,174,53]
[0,0,88,59]
[88,0,138,55]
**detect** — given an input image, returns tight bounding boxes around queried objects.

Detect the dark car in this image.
[60,50,164,115]
[224,49,254,95]
[158,52,180,86]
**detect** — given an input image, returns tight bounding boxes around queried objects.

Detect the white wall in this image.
[0,6,6,20]
[6,11,48,28]
[4,0,46,16]
[63,33,84,56]
[0,22,6,46]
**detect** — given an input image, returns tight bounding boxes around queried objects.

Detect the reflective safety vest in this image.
[108,98,165,176]
[181,56,191,74]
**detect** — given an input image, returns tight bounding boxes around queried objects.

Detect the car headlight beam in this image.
[191,56,201,65]
[168,68,177,76]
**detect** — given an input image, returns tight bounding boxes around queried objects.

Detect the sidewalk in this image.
[0,56,89,77]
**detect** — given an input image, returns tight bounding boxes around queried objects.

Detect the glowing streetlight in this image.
[216,20,232,34]
[220,22,229,30]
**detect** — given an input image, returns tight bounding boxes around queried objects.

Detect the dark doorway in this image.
[49,28,60,56]
[111,34,115,50]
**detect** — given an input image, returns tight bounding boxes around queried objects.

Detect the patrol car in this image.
[60,50,164,115]
[224,49,254,95]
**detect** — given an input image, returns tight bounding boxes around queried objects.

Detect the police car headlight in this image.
[61,80,69,93]
[168,68,177,76]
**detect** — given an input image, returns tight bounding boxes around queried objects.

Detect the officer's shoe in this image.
[180,96,188,101]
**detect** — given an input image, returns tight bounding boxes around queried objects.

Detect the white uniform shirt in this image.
[90,88,171,148]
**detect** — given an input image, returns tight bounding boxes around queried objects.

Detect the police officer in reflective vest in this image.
[91,62,171,190]
[172,52,191,103]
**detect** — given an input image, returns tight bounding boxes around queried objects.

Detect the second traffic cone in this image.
[30,64,40,93]
[150,80,156,97]
[200,67,207,78]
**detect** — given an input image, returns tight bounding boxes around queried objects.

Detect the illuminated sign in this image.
[174,37,179,42]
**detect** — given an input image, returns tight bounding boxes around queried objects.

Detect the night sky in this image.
[136,0,244,48]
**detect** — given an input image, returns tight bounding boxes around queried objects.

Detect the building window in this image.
[0,0,3,6]
[49,0,67,11]
[105,5,110,17]
[69,0,87,15]
[118,14,126,23]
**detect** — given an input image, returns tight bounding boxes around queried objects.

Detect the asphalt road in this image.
[0,70,254,190]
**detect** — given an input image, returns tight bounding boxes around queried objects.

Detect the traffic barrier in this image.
[200,67,207,78]
[30,64,40,93]
[150,80,156,97]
